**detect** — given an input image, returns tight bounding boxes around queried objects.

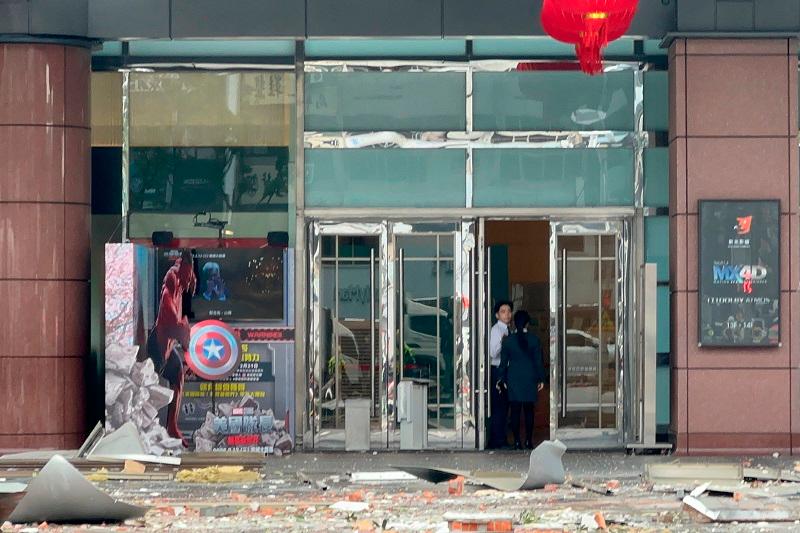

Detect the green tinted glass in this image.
[643,71,668,132]
[644,147,669,208]
[305,149,466,207]
[473,148,634,207]
[657,284,670,354]
[305,72,466,131]
[645,216,669,283]
[130,147,289,213]
[473,71,634,131]
[656,365,670,426]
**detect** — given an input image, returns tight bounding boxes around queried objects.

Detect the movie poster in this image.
[181,328,295,454]
[157,248,284,321]
[698,200,781,347]
[105,244,294,455]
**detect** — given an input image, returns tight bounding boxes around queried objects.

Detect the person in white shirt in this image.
[488,300,513,448]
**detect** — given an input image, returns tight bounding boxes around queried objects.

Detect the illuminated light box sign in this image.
[698,200,780,347]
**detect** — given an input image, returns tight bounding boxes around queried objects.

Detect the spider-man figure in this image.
[146,249,196,448]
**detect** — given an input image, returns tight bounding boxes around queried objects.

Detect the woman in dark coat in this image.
[500,310,546,450]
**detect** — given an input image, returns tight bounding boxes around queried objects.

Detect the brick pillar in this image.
[0,44,90,449]
[669,38,799,455]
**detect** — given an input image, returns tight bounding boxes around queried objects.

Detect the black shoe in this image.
[524,441,533,450]
[514,442,523,450]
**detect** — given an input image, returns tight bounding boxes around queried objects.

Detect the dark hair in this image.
[514,310,531,351]
[493,300,513,315]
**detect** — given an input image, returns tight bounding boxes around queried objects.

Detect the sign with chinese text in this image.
[698,200,780,347]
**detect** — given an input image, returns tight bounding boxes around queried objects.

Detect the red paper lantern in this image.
[540,0,639,75]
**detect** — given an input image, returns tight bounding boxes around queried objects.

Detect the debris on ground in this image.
[176,465,261,483]
[394,440,567,491]
[6,455,146,524]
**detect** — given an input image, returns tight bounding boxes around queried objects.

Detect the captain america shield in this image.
[187,320,242,380]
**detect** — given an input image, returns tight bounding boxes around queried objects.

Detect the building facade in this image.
[0,0,798,454]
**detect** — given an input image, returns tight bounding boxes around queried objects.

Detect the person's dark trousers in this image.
[509,401,535,448]
[489,365,508,448]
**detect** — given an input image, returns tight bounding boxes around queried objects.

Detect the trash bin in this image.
[397,379,428,450]
[344,398,371,451]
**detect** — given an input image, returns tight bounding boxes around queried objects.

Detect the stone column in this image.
[669,38,799,455]
[0,43,90,449]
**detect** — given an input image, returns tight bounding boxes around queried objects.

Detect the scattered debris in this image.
[394,440,567,491]
[122,460,146,475]
[350,471,418,483]
[7,455,146,524]
[443,512,513,532]
[176,465,261,483]
[646,462,743,486]
[330,501,369,513]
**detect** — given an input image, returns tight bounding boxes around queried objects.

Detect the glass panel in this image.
[643,71,668,132]
[473,149,634,207]
[600,258,617,412]
[127,71,294,239]
[306,39,466,57]
[130,72,293,147]
[473,71,634,131]
[128,211,288,239]
[319,244,380,430]
[656,365,670,426]
[322,235,335,258]
[644,147,669,208]
[305,149,466,207]
[438,234,455,258]
[338,236,378,258]
[396,235,437,258]
[129,40,295,57]
[657,285,671,354]
[560,235,599,259]
[560,248,600,429]
[305,72,466,131]
[130,147,289,213]
[472,38,635,57]
[601,235,616,258]
[91,72,122,147]
[559,234,618,432]
[399,237,456,431]
[645,216,670,283]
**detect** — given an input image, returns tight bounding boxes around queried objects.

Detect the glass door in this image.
[550,221,627,448]
[307,221,475,450]
[393,222,475,449]
[308,223,386,449]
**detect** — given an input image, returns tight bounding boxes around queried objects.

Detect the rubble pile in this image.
[193,395,293,455]
[105,344,183,455]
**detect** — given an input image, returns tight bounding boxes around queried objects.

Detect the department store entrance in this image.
[305,217,632,450]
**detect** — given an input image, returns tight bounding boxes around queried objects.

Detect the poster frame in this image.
[697,198,781,348]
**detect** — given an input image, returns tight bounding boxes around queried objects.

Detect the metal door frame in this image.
[307,221,388,449]
[307,219,475,449]
[549,219,630,449]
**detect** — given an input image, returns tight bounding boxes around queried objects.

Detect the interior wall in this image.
[485,220,551,441]
[486,220,549,283]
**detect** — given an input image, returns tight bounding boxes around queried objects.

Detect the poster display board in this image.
[698,200,780,347]
[105,244,294,455]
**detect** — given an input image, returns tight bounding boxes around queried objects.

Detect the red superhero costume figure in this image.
[146,250,196,448]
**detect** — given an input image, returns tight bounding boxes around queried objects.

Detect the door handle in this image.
[561,248,567,418]
[398,248,404,382]
[486,246,492,414]
[370,247,376,417]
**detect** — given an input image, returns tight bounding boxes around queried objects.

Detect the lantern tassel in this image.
[576,16,608,75]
